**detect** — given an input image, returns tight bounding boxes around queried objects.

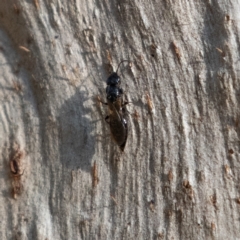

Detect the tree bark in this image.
[0,0,240,239]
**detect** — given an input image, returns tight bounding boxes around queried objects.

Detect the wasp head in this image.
[106,72,121,86]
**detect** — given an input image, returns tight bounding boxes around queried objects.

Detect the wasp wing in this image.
[107,100,128,151]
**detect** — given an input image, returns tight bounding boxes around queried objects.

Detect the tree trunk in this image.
[0,0,240,239]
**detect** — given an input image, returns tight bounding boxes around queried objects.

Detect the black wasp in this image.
[102,60,130,151]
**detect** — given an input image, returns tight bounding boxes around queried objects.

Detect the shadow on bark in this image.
[58,88,95,172]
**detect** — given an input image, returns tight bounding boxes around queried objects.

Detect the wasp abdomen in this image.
[109,119,127,150]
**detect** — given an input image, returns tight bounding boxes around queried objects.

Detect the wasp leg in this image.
[122,101,132,106]
[100,101,108,105]
[97,96,108,105]
[105,116,110,124]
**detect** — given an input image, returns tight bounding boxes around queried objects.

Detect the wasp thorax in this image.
[106,85,123,102]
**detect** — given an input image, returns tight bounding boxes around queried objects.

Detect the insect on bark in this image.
[102,60,130,151]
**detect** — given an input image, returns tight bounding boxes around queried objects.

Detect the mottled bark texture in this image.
[0,0,240,239]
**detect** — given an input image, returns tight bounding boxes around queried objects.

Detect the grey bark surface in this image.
[0,0,240,239]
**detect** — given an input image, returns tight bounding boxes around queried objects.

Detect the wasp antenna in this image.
[116,60,131,74]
